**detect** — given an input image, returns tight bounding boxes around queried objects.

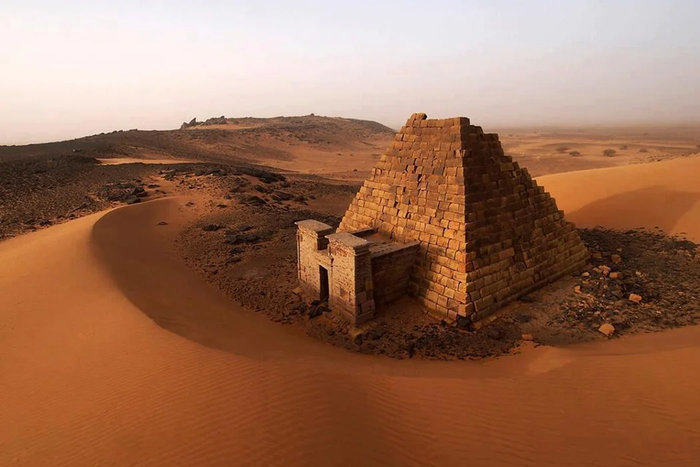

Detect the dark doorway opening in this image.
[319,266,329,302]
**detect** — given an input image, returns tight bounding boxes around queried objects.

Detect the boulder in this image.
[629,293,643,304]
[180,117,197,129]
[272,191,294,201]
[239,195,266,206]
[598,323,615,336]
[131,187,148,198]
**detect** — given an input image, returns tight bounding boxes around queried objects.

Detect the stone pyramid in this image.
[339,113,588,323]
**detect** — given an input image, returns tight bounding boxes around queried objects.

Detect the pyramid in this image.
[338,113,588,322]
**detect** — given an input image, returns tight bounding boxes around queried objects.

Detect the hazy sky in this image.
[2,0,699,144]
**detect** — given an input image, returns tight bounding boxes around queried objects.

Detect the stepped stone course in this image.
[337,113,588,322]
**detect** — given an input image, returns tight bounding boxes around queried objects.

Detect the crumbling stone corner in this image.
[326,233,375,325]
[295,219,334,295]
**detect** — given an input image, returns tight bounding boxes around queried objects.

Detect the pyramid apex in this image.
[406,114,471,128]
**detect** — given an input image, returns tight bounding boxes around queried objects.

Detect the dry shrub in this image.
[569,151,581,156]
[557,146,570,153]
[603,149,617,157]
[639,148,648,153]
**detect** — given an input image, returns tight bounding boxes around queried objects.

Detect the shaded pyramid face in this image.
[339,113,588,322]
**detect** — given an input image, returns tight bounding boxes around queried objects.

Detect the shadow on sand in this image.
[565,186,700,236]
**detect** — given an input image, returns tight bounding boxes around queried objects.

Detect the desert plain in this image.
[1,116,700,466]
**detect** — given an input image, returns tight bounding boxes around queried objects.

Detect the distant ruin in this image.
[296,113,588,325]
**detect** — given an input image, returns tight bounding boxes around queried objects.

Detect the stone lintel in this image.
[295,219,334,237]
[326,232,370,254]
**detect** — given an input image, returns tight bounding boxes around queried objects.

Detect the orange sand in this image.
[541,156,700,241]
[2,158,700,466]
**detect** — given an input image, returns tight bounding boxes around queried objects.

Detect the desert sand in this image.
[498,124,700,177]
[542,157,700,241]
[2,156,700,466]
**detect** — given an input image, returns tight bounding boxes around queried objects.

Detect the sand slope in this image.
[541,156,700,241]
[2,160,700,466]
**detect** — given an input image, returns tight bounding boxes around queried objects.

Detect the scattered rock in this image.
[308,302,329,319]
[202,224,222,232]
[513,313,532,323]
[521,333,534,341]
[157,221,168,226]
[574,285,582,294]
[239,168,286,184]
[598,323,615,336]
[609,272,622,280]
[486,327,502,340]
[291,303,308,315]
[519,295,535,303]
[224,232,261,245]
[236,195,266,206]
[456,315,474,330]
[272,191,294,201]
[611,254,622,264]
[180,117,197,129]
[407,342,416,358]
[629,293,643,304]
[202,116,227,126]
[124,196,140,205]
[600,265,611,276]
[131,187,148,198]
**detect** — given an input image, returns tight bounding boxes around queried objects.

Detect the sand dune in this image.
[2,159,700,466]
[541,156,700,241]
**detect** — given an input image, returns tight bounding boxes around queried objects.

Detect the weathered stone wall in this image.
[327,233,376,325]
[339,113,588,322]
[371,243,420,306]
[295,220,333,297]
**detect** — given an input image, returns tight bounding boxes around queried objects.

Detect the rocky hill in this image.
[0,115,396,166]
